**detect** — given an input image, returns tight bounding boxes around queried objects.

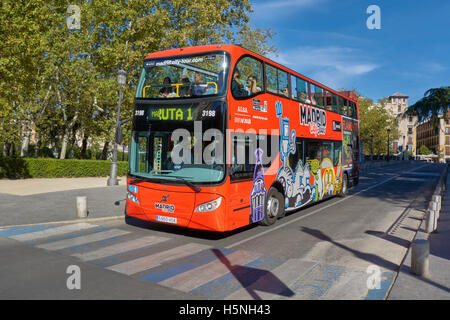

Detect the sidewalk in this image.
[0,177,127,227]
[0,176,127,196]
[388,166,450,299]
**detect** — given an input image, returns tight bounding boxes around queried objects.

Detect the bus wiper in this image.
[129,175,152,185]
[163,175,202,192]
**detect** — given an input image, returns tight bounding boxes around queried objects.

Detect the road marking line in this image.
[36,229,130,251]
[71,235,170,261]
[107,243,211,276]
[9,223,96,241]
[159,249,261,293]
[226,164,430,249]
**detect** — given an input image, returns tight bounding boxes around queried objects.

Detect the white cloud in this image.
[251,0,327,20]
[268,46,379,89]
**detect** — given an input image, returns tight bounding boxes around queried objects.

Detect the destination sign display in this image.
[149,107,193,121]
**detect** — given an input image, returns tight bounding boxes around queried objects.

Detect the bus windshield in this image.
[136,52,229,99]
[129,101,226,184]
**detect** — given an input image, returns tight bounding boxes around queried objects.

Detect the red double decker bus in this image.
[126,44,360,232]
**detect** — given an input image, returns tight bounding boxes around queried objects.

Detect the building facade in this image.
[416,109,450,162]
[381,92,417,155]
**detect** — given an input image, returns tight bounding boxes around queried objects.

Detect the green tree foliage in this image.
[408,86,450,122]
[358,96,399,155]
[0,0,276,159]
[419,144,432,155]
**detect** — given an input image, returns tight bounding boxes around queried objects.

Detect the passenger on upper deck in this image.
[231,68,247,97]
[159,77,173,98]
[192,72,206,96]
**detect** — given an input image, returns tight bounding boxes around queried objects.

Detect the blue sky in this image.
[249,0,450,105]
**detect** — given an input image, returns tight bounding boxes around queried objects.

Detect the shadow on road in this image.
[125,216,257,241]
[212,248,294,300]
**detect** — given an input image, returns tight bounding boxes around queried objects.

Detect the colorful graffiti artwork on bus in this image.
[250,148,267,223]
[275,101,342,209]
[275,101,315,209]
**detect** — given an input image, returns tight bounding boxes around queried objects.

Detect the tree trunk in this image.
[80,136,88,159]
[20,121,32,157]
[35,138,41,158]
[101,141,109,160]
[59,126,69,159]
[10,142,15,156]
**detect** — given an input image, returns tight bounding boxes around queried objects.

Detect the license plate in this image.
[156,215,177,224]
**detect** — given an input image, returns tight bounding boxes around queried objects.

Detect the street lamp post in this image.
[107,69,127,186]
[403,135,406,160]
[387,128,391,162]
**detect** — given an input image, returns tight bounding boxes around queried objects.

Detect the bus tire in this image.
[339,173,348,197]
[260,188,284,226]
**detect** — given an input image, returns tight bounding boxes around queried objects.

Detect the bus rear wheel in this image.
[260,188,284,226]
[339,173,348,197]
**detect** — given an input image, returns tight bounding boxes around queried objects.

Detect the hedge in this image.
[0,157,128,179]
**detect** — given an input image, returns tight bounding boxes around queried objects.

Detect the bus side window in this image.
[331,94,338,113]
[288,139,303,169]
[333,141,342,166]
[305,141,321,162]
[324,90,332,110]
[351,102,357,119]
[338,96,344,114]
[321,141,333,163]
[291,75,308,103]
[310,83,324,108]
[233,56,263,98]
[265,64,289,97]
[230,134,255,180]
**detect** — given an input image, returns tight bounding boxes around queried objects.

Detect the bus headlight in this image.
[127,191,140,205]
[195,197,222,212]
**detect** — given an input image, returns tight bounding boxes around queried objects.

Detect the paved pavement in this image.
[388,165,450,300]
[0,177,127,226]
[0,162,448,300]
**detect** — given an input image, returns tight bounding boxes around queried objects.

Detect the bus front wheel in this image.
[260,188,284,226]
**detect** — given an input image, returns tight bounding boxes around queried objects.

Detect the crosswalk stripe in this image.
[159,249,261,293]
[189,255,286,299]
[224,259,317,300]
[36,229,130,251]
[139,248,236,284]
[107,243,211,276]
[0,225,54,237]
[71,235,170,261]
[10,223,96,241]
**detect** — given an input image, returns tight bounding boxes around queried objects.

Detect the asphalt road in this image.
[0,162,445,300]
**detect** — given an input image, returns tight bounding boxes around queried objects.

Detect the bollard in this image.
[411,239,429,277]
[425,209,437,233]
[432,195,441,213]
[428,201,438,212]
[76,196,88,218]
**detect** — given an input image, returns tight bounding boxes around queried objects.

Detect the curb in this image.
[385,163,448,299]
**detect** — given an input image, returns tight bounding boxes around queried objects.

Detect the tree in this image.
[408,86,450,122]
[419,145,432,155]
[358,96,399,156]
[0,0,277,160]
